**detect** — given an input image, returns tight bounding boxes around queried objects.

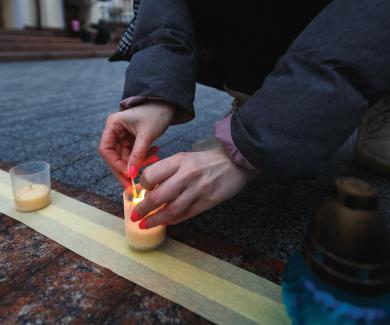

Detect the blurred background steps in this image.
[0,33,80,43]
[0,49,115,62]
[0,28,67,36]
[0,29,116,62]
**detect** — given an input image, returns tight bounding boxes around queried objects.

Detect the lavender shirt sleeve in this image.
[214,114,258,171]
[120,96,153,110]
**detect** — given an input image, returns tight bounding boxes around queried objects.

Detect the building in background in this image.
[0,0,133,32]
[0,0,133,62]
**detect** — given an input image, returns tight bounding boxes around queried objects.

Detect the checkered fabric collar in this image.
[109,0,140,62]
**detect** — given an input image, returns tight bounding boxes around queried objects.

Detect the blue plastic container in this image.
[283,252,390,324]
[282,178,390,324]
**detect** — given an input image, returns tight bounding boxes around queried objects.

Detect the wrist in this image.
[213,146,259,182]
[120,96,179,124]
[147,100,176,123]
[214,114,258,172]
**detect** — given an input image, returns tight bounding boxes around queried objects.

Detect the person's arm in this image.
[122,0,197,124]
[100,0,197,180]
[230,0,390,180]
[122,0,390,228]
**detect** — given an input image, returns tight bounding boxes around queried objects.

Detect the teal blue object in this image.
[282,253,390,324]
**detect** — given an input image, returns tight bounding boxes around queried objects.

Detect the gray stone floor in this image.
[1,58,389,260]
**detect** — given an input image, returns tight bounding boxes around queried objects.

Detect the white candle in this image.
[14,183,51,212]
[123,188,166,250]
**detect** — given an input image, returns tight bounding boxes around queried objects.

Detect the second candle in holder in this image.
[123,187,166,250]
[10,161,51,212]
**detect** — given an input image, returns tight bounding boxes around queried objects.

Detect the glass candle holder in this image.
[123,186,166,250]
[9,161,51,212]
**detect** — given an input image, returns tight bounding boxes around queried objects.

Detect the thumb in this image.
[128,133,152,178]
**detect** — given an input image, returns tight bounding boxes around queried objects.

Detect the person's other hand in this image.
[99,101,175,187]
[131,147,258,228]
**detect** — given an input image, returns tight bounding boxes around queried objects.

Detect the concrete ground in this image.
[0,58,389,260]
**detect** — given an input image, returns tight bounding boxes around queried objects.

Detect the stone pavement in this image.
[0,181,283,323]
[0,58,389,261]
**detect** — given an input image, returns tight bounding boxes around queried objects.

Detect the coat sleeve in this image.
[122,0,197,123]
[231,0,390,180]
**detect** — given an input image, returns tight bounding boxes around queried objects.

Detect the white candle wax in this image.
[15,183,51,212]
[123,188,166,250]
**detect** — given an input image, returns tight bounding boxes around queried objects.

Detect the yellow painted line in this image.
[0,171,290,324]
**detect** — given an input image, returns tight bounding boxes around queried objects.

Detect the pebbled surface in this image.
[0,58,389,262]
[2,57,388,323]
[0,178,284,323]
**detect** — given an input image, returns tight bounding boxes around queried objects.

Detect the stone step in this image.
[0,28,67,36]
[0,34,83,44]
[0,42,115,52]
[0,49,115,62]
[0,29,117,61]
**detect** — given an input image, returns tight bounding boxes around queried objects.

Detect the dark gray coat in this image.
[122,0,390,180]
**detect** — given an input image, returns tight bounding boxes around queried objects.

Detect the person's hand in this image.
[99,101,175,187]
[131,147,258,228]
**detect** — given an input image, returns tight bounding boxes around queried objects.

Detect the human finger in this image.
[139,189,199,229]
[140,154,181,190]
[127,132,153,178]
[110,167,131,188]
[146,145,160,156]
[167,196,209,225]
[142,154,160,167]
[99,119,127,175]
[131,172,186,221]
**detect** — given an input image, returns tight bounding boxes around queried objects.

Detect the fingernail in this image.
[131,209,141,222]
[139,219,148,229]
[129,165,138,179]
[149,155,160,164]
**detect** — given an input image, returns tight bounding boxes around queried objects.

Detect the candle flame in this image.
[133,189,146,204]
